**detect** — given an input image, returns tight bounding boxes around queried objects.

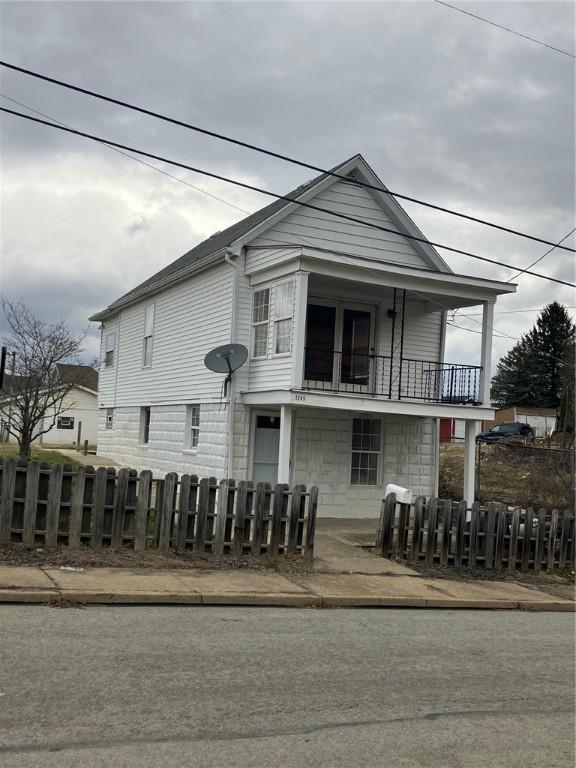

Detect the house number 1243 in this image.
[295,394,306,401]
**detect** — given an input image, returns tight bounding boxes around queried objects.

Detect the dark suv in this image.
[476,421,534,443]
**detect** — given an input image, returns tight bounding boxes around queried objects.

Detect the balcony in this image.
[303,348,482,405]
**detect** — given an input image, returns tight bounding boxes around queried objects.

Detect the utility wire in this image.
[2,106,574,289]
[434,0,576,59]
[0,93,249,215]
[1,59,574,254]
[465,306,576,316]
[506,227,576,282]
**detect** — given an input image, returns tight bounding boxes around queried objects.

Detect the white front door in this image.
[252,413,281,485]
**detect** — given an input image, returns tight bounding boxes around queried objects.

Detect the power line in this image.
[465,306,576,317]
[434,0,576,59]
[2,106,575,290]
[0,93,249,216]
[1,59,574,254]
[506,227,576,282]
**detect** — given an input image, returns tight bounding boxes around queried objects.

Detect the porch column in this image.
[291,271,309,388]
[463,420,479,502]
[479,301,494,405]
[278,405,294,484]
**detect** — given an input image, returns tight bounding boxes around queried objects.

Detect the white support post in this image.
[463,420,479,503]
[479,301,494,405]
[278,405,294,485]
[291,271,309,388]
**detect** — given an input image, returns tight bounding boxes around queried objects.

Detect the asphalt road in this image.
[0,606,574,768]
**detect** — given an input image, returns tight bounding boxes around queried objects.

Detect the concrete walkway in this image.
[57,449,118,467]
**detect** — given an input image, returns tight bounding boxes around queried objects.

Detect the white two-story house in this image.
[91,155,515,516]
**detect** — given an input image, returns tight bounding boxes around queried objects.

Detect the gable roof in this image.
[90,154,451,321]
[56,364,98,392]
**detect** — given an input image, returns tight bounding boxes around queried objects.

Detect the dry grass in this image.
[0,444,81,469]
[439,442,573,509]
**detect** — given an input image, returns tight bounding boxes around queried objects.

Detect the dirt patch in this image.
[388,556,575,601]
[0,543,315,574]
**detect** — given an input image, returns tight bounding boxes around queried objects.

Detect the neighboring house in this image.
[90,155,515,515]
[0,364,99,447]
[439,417,466,443]
[483,406,557,438]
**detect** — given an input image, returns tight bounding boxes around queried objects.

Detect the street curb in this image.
[0,589,573,611]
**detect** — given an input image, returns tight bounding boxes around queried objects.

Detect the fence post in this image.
[271,484,289,555]
[215,479,235,556]
[158,473,177,552]
[546,509,560,571]
[0,458,16,543]
[91,467,108,551]
[111,469,130,548]
[287,484,306,555]
[382,493,397,557]
[305,486,318,558]
[134,470,152,552]
[440,499,452,566]
[468,501,480,569]
[395,502,410,559]
[411,496,425,560]
[533,508,546,574]
[558,510,571,570]
[455,500,467,568]
[175,474,191,552]
[233,481,251,556]
[494,503,507,572]
[426,498,438,564]
[484,502,498,570]
[508,507,521,573]
[22,461,41,546]
[521,508,534,572]
[69,466,86,548]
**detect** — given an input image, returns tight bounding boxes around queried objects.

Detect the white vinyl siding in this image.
[250,176,431,269]
[97,262,234,408]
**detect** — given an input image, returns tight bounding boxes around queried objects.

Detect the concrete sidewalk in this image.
[1,518,572,611]
[0,565,573,611]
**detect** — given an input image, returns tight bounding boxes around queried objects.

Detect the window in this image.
[140,407,151,445]
[57,416,75,430]
[104,333,115,368]
[252,288,270,358]
[274,282,294,355]
[185,405,200,450]
[143,304,154,367]
[106,408,114,430]
[351,417,381,485]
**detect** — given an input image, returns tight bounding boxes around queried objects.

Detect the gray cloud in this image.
[0,0,574,368]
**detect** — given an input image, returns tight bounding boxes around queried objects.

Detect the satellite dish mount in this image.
[204,344,248,397]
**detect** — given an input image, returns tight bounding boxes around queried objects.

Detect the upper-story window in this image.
[143,304,155,367]
[274,282,294,355]
[104,333,115,368]
[252,288,270,358]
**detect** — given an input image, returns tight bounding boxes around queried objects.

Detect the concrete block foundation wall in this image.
[97,403,229,477]
[292,408,435,518]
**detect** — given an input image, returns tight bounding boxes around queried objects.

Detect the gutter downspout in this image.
[224,250,239,478]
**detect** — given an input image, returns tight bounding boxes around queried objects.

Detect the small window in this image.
[274,281,294,355]
[140,407,151,445]
[143,304,154,367]
[105,333,115,368]
[351,417,381,485]
[185,405,200,449]
[57,416,75,430]
[106,408,114,430]
[252,288,270,358]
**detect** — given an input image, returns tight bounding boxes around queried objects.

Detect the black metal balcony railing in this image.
[303,348,482,404]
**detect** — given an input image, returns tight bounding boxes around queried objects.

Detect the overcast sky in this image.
[0,0,574,369]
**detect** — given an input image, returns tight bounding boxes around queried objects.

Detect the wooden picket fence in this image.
[0,460,318,557]
[376,494,575,573]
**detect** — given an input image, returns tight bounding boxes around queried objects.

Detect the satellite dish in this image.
[204,344,248,374]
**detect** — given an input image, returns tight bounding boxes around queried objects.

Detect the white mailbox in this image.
[385,484,413,504]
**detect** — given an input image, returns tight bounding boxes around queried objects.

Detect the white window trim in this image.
[251,288,270,360]
[350,416,382,487]
[104,333,115,368]
[272,281,295,358]
[183,404,201,453]
[142,304,155,369]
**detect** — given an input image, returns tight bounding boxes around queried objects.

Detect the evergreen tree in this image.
[491,302,575,408]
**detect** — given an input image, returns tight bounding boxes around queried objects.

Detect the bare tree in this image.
[0,299,85,457]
